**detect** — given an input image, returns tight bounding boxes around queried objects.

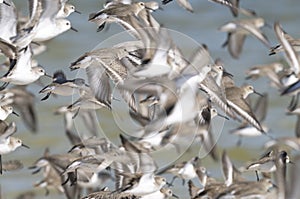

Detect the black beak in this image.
[162,0,172,5]
[289,161,295,165]
[44,73,53,78]
[217,113,230,120]
[128,52,141,59]
[75,9,81,14]
[172,193,179,198]
[223,69,234,78]
[145,6,156,12]
[22,143,30,149]
[31,168,41,175]
[28,165,36,170]
[12,111,19,117]
[3,1,10,6]
[254,90,263,97]
[71,27,78,32]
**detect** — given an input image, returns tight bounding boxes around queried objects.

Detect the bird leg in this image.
[0,82,9,91]
[168,176,177,187]
[288,94,299,111]
[182,179,186,186]
[255,171,260,181]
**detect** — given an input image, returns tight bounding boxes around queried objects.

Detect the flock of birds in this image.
[1,0,300,198]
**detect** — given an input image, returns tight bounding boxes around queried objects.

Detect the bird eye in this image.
[66,22,70,26]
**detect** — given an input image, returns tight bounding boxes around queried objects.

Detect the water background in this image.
[1,0,300,198]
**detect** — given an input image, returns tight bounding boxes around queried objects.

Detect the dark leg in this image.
[61,175,70,186]
[0,82,9,91]
[168,176,177,187]
[255,171,259,181]
[288,94,299,111]
[45,188,49,196]
[72,108,80,119]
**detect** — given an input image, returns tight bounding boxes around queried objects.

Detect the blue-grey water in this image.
[1,0,300,198]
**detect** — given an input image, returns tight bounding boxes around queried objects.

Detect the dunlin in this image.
[0,122,29,174]
[199,69,237,120]
[89,2,148,31]
[0,105,18,120]
[66,86,111,112]
[39,70,87,101]
[246,62,284,88]
[230,93,269,145]
[0,47,51,89]
[246,150,292,180]
[30,149,78,197]
[29,0,78,42]
[226,84,265,132]
[219,17,270,58]
[56,3,81,18]
[273,22,300,76]
[33,18,77,42]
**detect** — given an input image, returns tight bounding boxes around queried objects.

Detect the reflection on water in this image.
[1,0,300,198]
